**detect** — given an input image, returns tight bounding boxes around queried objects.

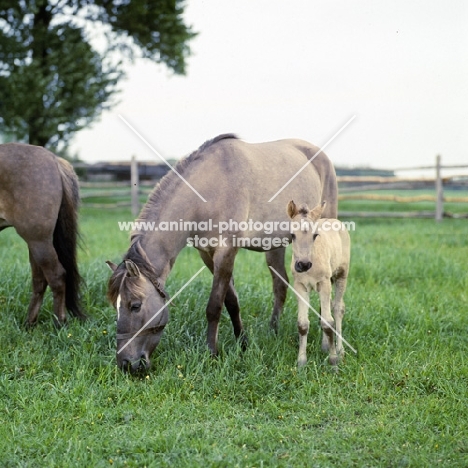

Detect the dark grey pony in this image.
[107,134,337,373]
[0,143,85,325]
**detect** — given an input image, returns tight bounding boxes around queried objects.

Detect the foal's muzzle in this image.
[295,260,312,273]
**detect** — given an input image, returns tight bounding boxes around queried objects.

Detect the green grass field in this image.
[1,199,467,467]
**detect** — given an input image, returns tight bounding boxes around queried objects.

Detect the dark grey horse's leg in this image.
[28,241,67,326]
[198,250,247,352]
[25,248,48,326]
[204,247,239,356]
[265,247,288,333]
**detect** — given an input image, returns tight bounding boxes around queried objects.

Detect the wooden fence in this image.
[78,155,151,215]
[338,156,468,220]
[78,155,468,221]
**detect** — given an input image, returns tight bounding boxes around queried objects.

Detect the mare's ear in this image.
[125,260,141,277]
[106,261,118,272]
[313,233,320,241]
[287,200,298,219]
[310,201,326,221]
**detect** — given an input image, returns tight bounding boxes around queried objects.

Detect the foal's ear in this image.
[106,260,118,272]
[310,201,326,221]
[287,200,298,218]
[124,260,141,277]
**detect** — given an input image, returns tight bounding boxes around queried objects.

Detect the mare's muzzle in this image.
[116,325,165,374]
[119,353,150,374]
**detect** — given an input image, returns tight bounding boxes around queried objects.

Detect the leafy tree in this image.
[0,1,195,152]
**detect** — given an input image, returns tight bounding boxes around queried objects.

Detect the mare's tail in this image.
[318,154,338,219]
[54,158,86,320]
[321,163,338,218]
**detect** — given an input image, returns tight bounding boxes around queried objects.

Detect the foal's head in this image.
[287,200,325,273]
[107,243,168,374]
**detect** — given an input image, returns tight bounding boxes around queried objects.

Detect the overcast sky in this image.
[71,0,468,174]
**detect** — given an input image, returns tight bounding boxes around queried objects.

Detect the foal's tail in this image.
[54,158,86,320]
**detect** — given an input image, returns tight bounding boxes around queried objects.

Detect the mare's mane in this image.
[135,133,238,232]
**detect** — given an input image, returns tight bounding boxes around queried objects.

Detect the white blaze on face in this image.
[116,294,121,320]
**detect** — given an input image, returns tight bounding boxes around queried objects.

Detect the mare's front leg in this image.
[206,247,239,356]
[294,280,310,368]
[265,247,288,333]
[198,250,247,350]
[318,279,337,364]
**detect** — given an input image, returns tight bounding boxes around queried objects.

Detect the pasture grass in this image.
[0,204,467,467]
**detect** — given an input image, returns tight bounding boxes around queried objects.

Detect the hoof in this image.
[239,332,249,352]
[297,357,307,368]
[207,343,218,356]
[24,319,37,330]
[73,311,88,322]
[269,318,279,335]
[53,317,67,329]
[209,350,219,360]
[329,354,341,367]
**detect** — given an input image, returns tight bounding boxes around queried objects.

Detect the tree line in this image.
[0,0,195,155]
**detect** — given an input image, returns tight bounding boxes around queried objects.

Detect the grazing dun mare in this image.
[287,200,350,367]
[107,134,338,374]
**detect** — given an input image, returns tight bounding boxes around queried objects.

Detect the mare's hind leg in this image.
[198,250,247,351]
[28,241,67,326]
[265,248,288,333]
[25,249,48,326]
[204,247,239,356]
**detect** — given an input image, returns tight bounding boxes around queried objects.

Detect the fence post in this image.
[131,155,139,217]
[435,154,443,222]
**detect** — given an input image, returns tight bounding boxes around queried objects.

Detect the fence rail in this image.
[338,155,468,220]
[338,193,468,203]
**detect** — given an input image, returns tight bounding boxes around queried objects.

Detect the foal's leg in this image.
[205,247,239,356]
[294,281,310,368]
[28,241,67,326]
[318,279,337,362]
[25,248,48,326]
[332,275,348,363]
[265,248,288,333]
[198,250,246,349]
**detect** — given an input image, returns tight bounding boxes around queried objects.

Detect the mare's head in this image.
[287,200,325,273]
[107,242,168,374]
